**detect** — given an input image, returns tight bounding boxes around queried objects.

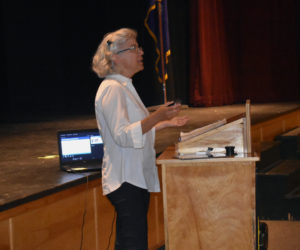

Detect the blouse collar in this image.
[106,74,132,87]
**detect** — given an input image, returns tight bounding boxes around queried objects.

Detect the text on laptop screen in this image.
[59,130,103,163]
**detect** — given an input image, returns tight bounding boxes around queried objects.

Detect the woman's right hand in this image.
[155,102,182,122]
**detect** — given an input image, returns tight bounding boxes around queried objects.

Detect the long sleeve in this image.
[99,82,145,148]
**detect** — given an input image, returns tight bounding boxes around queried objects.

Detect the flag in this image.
[144,0,171,83]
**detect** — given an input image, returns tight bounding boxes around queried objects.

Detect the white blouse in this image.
[95,74,160,195]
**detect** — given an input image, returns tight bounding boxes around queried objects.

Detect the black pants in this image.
[107,182,150,250]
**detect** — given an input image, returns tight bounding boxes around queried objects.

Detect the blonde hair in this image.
[92,28,137,78]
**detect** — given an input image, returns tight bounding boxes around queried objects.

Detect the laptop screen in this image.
[57,129,103,164]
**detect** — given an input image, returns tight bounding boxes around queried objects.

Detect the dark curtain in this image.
[189,0,300,107]
[0,0,190,122]
[0,1,161,121]
[166,0,189,104]
[189,0,234,106]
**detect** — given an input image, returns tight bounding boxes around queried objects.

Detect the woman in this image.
[92,28,188,250]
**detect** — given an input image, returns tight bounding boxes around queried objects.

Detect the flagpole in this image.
[157,0,167,104]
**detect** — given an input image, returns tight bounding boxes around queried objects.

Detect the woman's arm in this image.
[99,83,143,148]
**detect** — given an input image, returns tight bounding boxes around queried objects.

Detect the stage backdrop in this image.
[189,0,300,107]
[1,0,299,121]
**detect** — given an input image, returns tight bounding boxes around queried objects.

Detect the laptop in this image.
[57,128,103,173]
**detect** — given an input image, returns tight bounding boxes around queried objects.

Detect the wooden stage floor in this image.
[0,102,300,155]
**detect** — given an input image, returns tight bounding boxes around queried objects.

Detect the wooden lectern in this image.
[157,101,259,250]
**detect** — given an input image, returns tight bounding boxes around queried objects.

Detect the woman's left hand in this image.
[155,116,189,130]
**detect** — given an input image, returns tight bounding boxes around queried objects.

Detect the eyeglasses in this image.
[116,45,143,54]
